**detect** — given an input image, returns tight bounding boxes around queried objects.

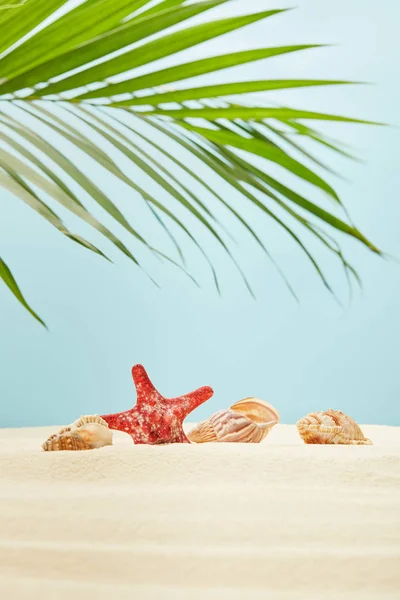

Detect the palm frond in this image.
[0,0,380,325]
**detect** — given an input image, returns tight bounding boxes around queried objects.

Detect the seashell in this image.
[230,397,279,424]
[42,414,113,451]
[296,409,372,445]
[188,398,279,443]
[41,430,92,451]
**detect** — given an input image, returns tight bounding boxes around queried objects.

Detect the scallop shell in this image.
[296,409,372,445]
[42,414,113,451]
[188,397,279,443]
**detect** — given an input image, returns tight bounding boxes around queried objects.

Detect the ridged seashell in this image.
[297,409,372,445]
[188,397,279,443]
[42,415,112,451]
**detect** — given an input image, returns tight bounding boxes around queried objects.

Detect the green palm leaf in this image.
[0,0,381,325]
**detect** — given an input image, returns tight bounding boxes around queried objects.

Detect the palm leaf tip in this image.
[353,231,381,255]
[0,257,47,328]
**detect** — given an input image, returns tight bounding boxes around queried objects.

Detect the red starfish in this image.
[101,364,214,444]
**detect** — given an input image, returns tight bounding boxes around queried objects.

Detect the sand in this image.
[0,423,399,600]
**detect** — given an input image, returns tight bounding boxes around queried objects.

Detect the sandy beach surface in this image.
[0,423,399,600]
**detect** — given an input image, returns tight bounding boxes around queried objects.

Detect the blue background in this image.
[1,0,399,427]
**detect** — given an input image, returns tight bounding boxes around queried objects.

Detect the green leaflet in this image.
[0,166,109,260]
[78,45,320,99]
[220,147,380,254]
[0,255,46,327]
[161,120,364,295]
[138,0,186,18]
[0,0,153,80]
[64,105,253,294]
[256,121,341,177]
[1,107,145,235]
[78,106,224,230]
[14,102,210,285]
[36,103,219,290]
[179,123,341,202]
[279,119,361,161]
[186,134,335,293]
[103,109,239,243]
[14,103,154,247]
[0,0,66,55]
[116,80,352,107]
[0,0,226,93]
[216,146,361,293]
[35,7,279,97]
[0,147,141,265]
[148,106,381,125]
[143,117,298,298]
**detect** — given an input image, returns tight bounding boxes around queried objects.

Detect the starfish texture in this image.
[101,364,214,444]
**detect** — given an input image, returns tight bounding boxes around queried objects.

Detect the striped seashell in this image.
[42,415,112,451]
[42,430,91,451]
[297,409,372,445]
[188,398,279,443]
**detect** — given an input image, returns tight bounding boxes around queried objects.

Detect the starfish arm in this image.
[100,409,136,432]
[172,385,214,419]
[131,364,158,403]
[100,411,120,430]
